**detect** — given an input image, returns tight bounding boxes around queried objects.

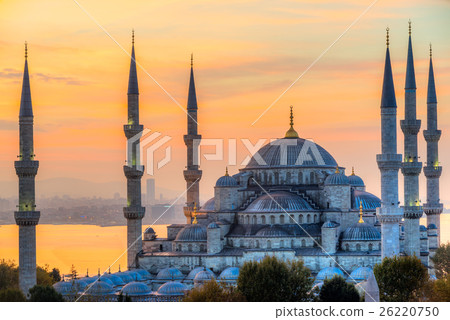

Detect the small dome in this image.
[420,225,427,232]
[316,267,344,281]
[322,220,339,228]
[135,268,153,280]
[194,270,216,282]
[428,224,437,230]
[208,222,220,229]
[114,272,134,283]
[218,267,240,281]
[215,174,238,187]
[53,281,76,295]
[121,282,151,296]
[348,170,365,187]
[324,171,349,186]
[81,276,97,285]
[199,198,215,212]
[186,267,215,280]
[349,267,373,282]
[156,281,188,296]
[74,279,88,291]
[175,224,207,242]
[103,273,125,286]
[374,220,381,226]
[90,276,114,286]
[255,225,289,237]
[145,227,155,234]
[87,279,115,296]
[156,267,184,281]
[123,270,143,282]
[245,191,312,212]
[341,223,381,241]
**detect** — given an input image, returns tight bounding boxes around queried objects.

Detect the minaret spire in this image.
[400,20,423,257]
[123,30,145,269]
[15,42,40,294]
[285,105,299,138]
[376,27,403,259]
[183,55,202,223]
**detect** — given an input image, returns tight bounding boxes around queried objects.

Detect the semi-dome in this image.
[245,137,337,169]
[199,197,215,212]
[135,268,153,280]
[322,220,339,228]
[341,223,381,241]
[218,267,240,281]
[208,222,219,229]
[156,281,188,296]
[255,225,289,237]
[87,279,115,296]
[121,282,151,296]
[144,227,155,234]
[316,267,344,281]
[349,267,373,282]
[353,190,381,210]
[428,224,437,230]
[103,273,125,286]
[348,168,365,187]
[156,267,184,281]
[324,169,349,186]
[186,267,215,280]
[175,224,207,242]
[245,191,312,213]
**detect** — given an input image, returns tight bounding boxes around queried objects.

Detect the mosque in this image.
[13,24,443,300]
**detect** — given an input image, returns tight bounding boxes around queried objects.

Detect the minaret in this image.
[14,43,40,294]
[400,21,423,256]
[183,54,202,224]
[376,28,403,259]
[123,30,145,268]
[423,44,443,245]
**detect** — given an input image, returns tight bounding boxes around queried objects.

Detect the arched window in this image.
[286,172,291,184]
[356,244,361,251]
[291,239,295,248]
[274,172,279,184]
[256,240,260,248]
[378,243,381,250]
[280,215,285,224]
[279,240,284,248]
[307,214,311,223]
[345,244,349,251]
[299,215,303,223]
[314,215,318,223]
[310,172,315,183]
[301,239,306,247]
[200,244,205,252]
[230,239,233,247]
[263,172,267,184]
[270,215,275,224]
[368,243,373,251]
[188,244,193,252]
[177,244,182,251]
[159,244,163,251]
[240,239,244,248]
[261,215,266,224]
[298,172,303,184]
[252,215,257,224]
[268,174,273,184]
[267,240,272,249]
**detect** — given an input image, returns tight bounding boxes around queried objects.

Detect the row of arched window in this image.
[229,238,311,249]
[342,242,380,252]
[249,171,316,185]
[174,243,206,253]
[239,213,319,225]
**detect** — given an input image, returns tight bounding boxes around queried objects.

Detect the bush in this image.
[319,275,360,302]
[431,243,450,279]
[28,285,64,302]
[184,279,245,302]
[0,288,27,302]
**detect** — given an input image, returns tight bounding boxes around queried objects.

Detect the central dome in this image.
[245,191,313,212]
[245,137,337,169]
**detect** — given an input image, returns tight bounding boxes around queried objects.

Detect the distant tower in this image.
[183,54,202,224]
[376,28,403,259]
[400,21,423,256]
[146,178,155,205]
[423,44,443,245]
[14,43,40,294]
[123,31,145,268]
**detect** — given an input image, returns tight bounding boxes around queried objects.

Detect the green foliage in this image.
[431,243,450,279]
[28,285,64,302]
[37,265,56,286]
[49,268,61,283]
[237,256,314,302]
[319,275,360,302]
[373,255,429,302]
[0,288,26,302]
[428,275,450,302]
[183,279,245,302]
[0,260,19,290]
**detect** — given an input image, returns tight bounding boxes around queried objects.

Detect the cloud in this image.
[0,68,22,79]
[0,120,17,131]
[34,73,88,85]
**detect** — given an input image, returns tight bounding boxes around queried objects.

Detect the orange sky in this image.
[0,0,449,206]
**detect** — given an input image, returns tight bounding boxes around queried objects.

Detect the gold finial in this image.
[358,201,364,223]
[118,265,121,272]
[430,43,432,57]
[191,53,193,67]
[351,167,355,176]
[408,19,411,36]
[98,268,100,277]
[284,105,299,138]
[386,27,390,47]
[225,167,229,176]
[335,166,339,174]
[86,268,89,277]
[192,203,198,224]
[132,29,135,45]
[24,41,28,59]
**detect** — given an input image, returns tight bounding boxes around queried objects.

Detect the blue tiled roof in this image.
[175,224,207,242]
[341,223,381,241]
[353,190,381,210]
[244,191,313,212]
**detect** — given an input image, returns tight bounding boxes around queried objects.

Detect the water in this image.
[0,216,449,275]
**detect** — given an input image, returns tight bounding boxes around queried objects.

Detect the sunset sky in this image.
[0,0,449,206]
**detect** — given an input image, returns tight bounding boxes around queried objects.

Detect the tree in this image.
[373,255,429,302]
[28,285,64,302]
[0,260,19,290]
[49,268,61,283]
[237,256,314,302]
[0,288,26,302]
[36,265,55,286]
[183,279,245,302]
[319,275,360,302]
[431,243,450,279]
[428,275,450,302]
[117,292,132,302]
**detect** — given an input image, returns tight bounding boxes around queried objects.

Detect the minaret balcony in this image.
[423,165,442,178]
[14,160,39,177]
[123,165,144,179]
[376,154,402,170]
[400,119,421,135]
[123,206,145,220]
[423,130,441,142]
[423,203,443,215]
[14,210,40,226]
[401,161,422,176]
[183,169,202,181]
[402,205,423,219]
[124,124,144,139]
[183,134,202,145]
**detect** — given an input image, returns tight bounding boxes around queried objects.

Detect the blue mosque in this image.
[13,24,443,301]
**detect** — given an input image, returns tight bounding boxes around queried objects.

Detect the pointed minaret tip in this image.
[127,30,139,95]
[408,19,411,36]
[430,43,432,57]
[25,41,28,59]
[427,43,437,104]
[191,53,193,67]
[386,27,390,47]
[405,20,416,90]
[381,27,397,108]
[132,29,135,45]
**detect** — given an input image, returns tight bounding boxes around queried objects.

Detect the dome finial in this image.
[408,19,411,36]
[132,29,135,45]
[192,203,198,224]
[191,53,193,67]
[386,27,390,47]
[24,41,28,60]
[118,265,121,272]
[284,105,299,138]
[351,166,355,176]
[335,166,339,174]
[358,201,364,223]
[86,268,89,277]
[430,43,432,57]
[225,167,229,176]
